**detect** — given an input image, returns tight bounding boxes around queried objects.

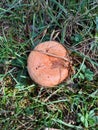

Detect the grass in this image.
[0,0,98,130]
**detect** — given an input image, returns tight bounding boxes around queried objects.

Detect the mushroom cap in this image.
[27,41,70,87]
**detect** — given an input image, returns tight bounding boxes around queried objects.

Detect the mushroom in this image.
[27,41,72,87]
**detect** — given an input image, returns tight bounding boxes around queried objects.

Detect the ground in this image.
[0,0,98,130]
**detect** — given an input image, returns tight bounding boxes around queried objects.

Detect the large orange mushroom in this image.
[27,41,72,87]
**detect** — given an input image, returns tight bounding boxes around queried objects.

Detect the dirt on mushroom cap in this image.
[27,41,72,87]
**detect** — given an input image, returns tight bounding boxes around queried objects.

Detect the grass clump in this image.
[0,0,98,130]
